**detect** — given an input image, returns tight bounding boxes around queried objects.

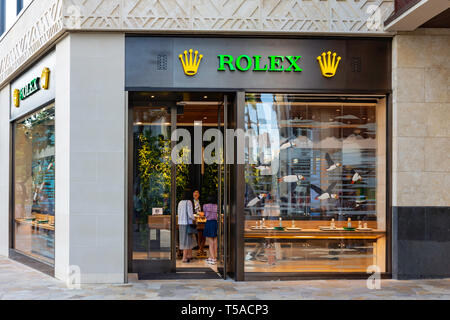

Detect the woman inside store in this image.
[178,191,197,263]
[192,190,202,215]
[203,195,218,265]
[192,189,207,257]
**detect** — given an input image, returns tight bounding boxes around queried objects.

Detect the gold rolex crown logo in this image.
[317,51,341,78]
[13,89,20,108]
[179,49,203,76]
[41,67,50,90]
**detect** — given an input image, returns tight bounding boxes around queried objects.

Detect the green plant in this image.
[137,130,190,221]
[202,163,219,199]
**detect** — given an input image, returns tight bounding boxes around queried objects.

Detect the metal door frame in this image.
[129,92,233,278]
[217,95,228,279]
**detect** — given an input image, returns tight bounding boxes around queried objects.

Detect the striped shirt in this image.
[178,200,194,225]
[203,203,218,221]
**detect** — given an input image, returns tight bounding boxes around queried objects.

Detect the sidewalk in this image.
[0,257,449,300]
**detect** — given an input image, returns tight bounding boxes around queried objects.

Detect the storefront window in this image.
[13,104,55,265]
[132,106,172,261]
[244,94,386,274]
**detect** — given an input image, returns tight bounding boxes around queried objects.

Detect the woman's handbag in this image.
[187,224,197,235]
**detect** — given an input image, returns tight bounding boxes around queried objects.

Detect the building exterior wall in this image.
[66,0,394,33]
[0,0,64,86]
[54,34,70,281]
[0,83,10,257]
[54,33,126,284]
[1,0,450,283]
[0,0,395,87]
[392,28,450,279]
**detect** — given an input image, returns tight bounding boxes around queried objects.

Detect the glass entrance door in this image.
[129,92,232,278]
[130,101,175,274]
[217,95,228,279]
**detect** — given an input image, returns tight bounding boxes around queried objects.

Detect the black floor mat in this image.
[138,268,221,280]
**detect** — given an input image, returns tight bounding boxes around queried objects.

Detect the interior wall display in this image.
[243,93,386,275]
[13,104,55,265]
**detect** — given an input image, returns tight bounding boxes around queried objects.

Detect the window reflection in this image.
[14,105,55,265]
[244,94,386,274]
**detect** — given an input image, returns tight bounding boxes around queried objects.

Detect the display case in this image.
[13,105,55,265]
[243,94,387,276]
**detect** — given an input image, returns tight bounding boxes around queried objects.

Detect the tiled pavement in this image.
[0,257,449,300]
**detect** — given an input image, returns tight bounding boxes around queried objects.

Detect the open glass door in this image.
[217,95,230,279]
[130,92,233,279]
[130,99,176,275]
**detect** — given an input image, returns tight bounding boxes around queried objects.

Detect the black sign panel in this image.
[125,37,391,92]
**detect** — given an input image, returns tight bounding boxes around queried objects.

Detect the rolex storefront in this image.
[0,34,392,283]
[126,36,391,280]
[2,0,450,286]
[8,51,56,271]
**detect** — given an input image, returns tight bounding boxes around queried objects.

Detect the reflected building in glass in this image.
[243,94,386,274]
[13,105,55,265]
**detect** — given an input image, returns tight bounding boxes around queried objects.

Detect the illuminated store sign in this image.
[218,54,303,72]
[127,37,390,96]
[13,67,50,108]
[179,48,342,78]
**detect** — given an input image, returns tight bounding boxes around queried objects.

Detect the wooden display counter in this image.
[148,215,206,230]
[245,228,385,240]
[244,221,387,273]
[147,215,171,229]
[245,219,384,240]
[15,214,55,231]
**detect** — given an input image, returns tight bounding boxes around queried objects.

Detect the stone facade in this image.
[392,28,450,207]
[392,28,450,279]
[66,0,394,33]
[0,0,395,88]
[53,33,126,283]
[0,0,64,86]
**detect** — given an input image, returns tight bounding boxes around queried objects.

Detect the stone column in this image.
[392,28,450,279]
[55,33,126,284]
[0,84,10,257]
